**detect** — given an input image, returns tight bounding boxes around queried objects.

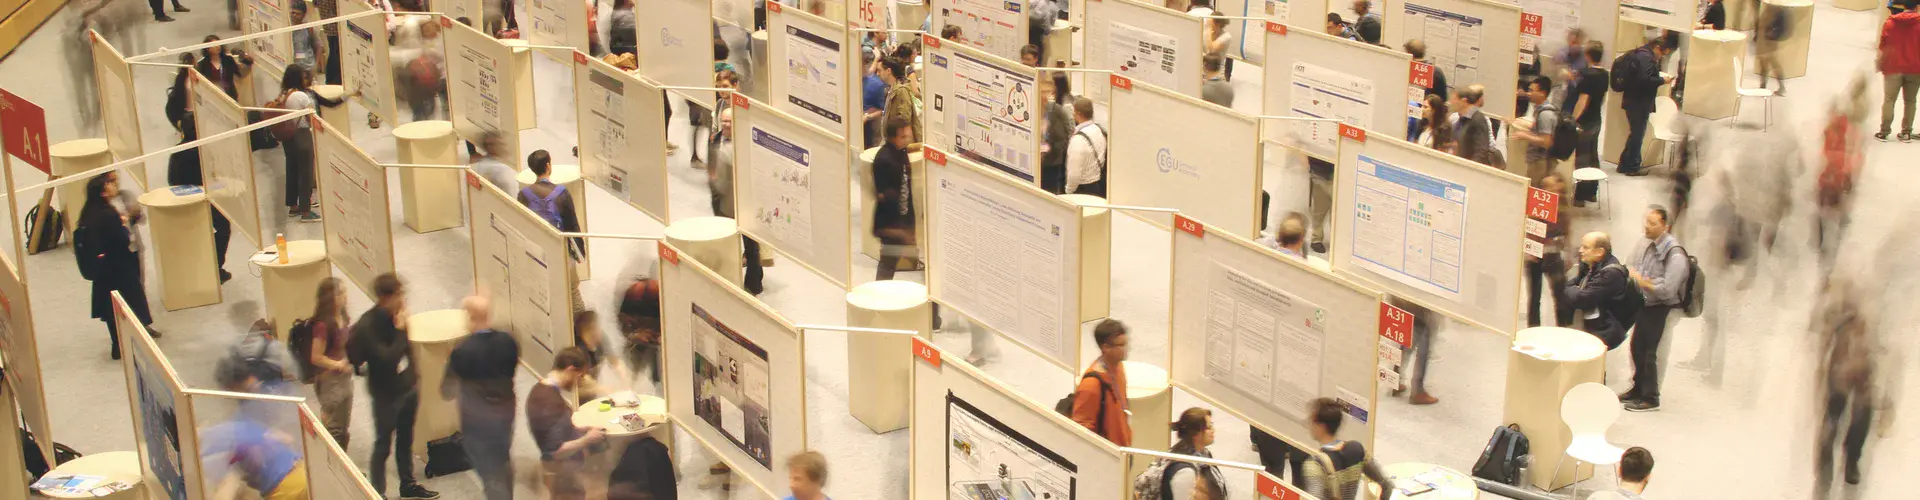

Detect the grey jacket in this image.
[1634,232,1689,306]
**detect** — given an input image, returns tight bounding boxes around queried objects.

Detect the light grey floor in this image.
[2,1,1916,500]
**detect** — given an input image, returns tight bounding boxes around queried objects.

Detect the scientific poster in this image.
[244,0,291,71]
[945,52,1038,182]
[946,393,1077,500]
[691,303,774,469]
[90,35,143,187]
[782,23,846,129]
[1108,21,1181,90]
[574,56,670,222]
[192,77,264,248]
[1349,154,1467,299]
[1404,3,1485,87]
[119,302,193,500]
[745,127,817,252]
[1288,61,1376,160]
[341,0,397,123]
[447,22,520,162]
[528,0,590,53]
[932,161,1071,363]
[485,212,557,353]
[937,0,1027,60]
[583,68,632,200]
[316,127,394,297]
[1202,265,1326,417]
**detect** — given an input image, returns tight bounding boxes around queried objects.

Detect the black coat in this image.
[607,437,676,500]
[1563,254,1631,346]
[80,213,150,323]
[1611,45,1666,114]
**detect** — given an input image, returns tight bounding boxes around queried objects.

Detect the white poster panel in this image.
[244,0,293,72]
[90,33,146,190]
[115,294,203,500]
[528,0,591,55]
[432,0,481,24]
[715,0,754,28]
[573,53,672,223]
[932,0,1029,60]
[446,20,523,162]
[1107,78,1262,236]
[1214,0,1294,64]
[1261,24,1411,161]
[191,75,265,249]
[659,243,806,498]
[298,405,380,499]
[910,344,1127,500]
[1619,0,1689,31]
[1084,0,1205,101]
[467,177,577,372]
[922,37,1043,184]
[1515,0,1619,72]
[1387,0,1522,118]
[341,0,399,124]
[1331,132,1525,334]
[0,257,50,467]
[768,5,857,140]
[731,95,854,288]
[924,147,1082,370]
[1169,215,1381,451]
[639,0,718,104]
[315,122,395,298]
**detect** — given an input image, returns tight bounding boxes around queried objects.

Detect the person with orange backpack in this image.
[1817,98,1864,264]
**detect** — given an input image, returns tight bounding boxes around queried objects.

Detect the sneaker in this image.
[172,5,191,11]
[1410,392,1439,405]
[1623,399,1660,412]
[1876,132,1890,142]
[154,15,176,21]
[399,484,440,499]
[219,270,233,283]
[299,212,322,223]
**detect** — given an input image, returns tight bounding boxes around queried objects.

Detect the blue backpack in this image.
[520,183,568,229]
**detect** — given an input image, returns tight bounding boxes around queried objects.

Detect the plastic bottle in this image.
[276,233,289,264]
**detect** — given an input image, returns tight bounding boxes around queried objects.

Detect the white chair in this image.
[1652,96,1686,168]
[1572,167,1610,220]
[1733,57,1779,130]
[1556,382,1627,498]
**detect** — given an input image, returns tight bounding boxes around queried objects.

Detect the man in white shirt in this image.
[1064,97,1107,196]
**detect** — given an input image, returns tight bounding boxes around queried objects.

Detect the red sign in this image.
[465,172,483,189]
[1174,215,1205,238]
[310,115,325,131]
[912,337,941,367]
[1520,13,1544,36]
[1339,123,1366,142]
[1409,61,1435,89]
[440,16,452,27]
[0,89,48,174]
[1110,74,1133,91]
[1526,187,1560,223]
[1265,21,1287,35]
[1379,302,1413,348]
[574,51,589,65]
[731,93,750,109]
[658,242,681,265]
[768,1,781,12]
[1256,473,1303,500]
[923,34,941,49]
[924,147,948,165]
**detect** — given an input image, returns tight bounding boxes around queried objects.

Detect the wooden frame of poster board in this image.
[240,0,293,76]
[114,293,205,500]
[638,0,718,104]
[339,0,400,125]
[190,72,267,250]
[1107,75,1265,238]
[928,0,1033,61]
[572,52,674,224]
[89,32,147,191]
[178,390,313,500]
[314,119,398,298]
[526,0,591,61]
[727,94,856,289]
[464,174,580,375]
[919,33,1047,188]
[296,403,382,499]
[656,242,809,498]
[444,19,525,163]
[0,249,51,469]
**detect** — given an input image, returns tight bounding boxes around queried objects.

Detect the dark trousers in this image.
[743,237,764,293]
[147,0,178,18]
[325,34,342,85]
[1816,389,1872,489]
[212,209,231,270]
[1526,254,1571,327]
[1250,428,1305,486]
[1619,110,1651,173]
[283,132,316,211]
[462,417,515,500]
[1041,163,1066,194]
[1627,305,1672,402]
[1071,178,1106,198]
[1574,122,1601,171]
[369,386,421,493]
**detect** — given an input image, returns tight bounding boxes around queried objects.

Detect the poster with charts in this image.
[574,56,670,223]
[1288,61,1375,160]
[746,127,816,252]
[947,51,1038,182]
[945,393,1077,500]
[692,303,774,468]
[244,0,291,72]
[342,0,397,123]
[937,0,1027,60]
[783,23,846,130]
[1349,154,1467,299]
[1405,3,1484,88]
[316,126,394,298]
[448,22,520,162]
[1202,264,1326,418]
[1520,0,1580,64]
[1108,21,1181,90]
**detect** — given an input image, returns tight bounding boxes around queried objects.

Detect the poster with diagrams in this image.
[90,34,145,189]
[447,21,521,162]
[691,303,774,468]
[574,55,671,222]
[117,295,202,500]
[638,0,717,103]
[244,0,291,71]
[733,96,851,287]
[936,47,1039,183]
[934,0,1028,60]
[1405,3,1484,87]
[946,393,1077,500]
[316,124,395,298]
[1202,265,1327,415]
[1262,25,1412,152]
[1349,154,1467,300]
[341,0,397,123]
[926,149,1081,369]
[1108,21,1182,91]
[299,405,381,499]
[468,179,572,372]
[528,0,590,55]
[1084,0,1203,100]
[770,6,851,134]
[1288,61,1376,160]
[191,76,265,248]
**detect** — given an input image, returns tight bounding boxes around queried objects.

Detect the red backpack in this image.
[1818,114,1858,208]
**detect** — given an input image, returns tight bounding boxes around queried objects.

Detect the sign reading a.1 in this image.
[0,88,49,174]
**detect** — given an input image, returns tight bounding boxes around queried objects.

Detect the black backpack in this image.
[1609,52,1637,93]
[1678,249,1706,318]
[23,204,61,254]
[1546,108,1578,160]
[286,318,319,384]
[71,225,100,281]
[1606,262,1645,328]
[1054,373,1109,434]
[1765,10,1790,41]
[1471,424,1531,485]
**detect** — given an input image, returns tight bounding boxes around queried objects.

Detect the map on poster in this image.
[245,0,291,71]
[783,23,845,129]
[946,52,1037,182]
[1203,264,1326,418]
[946,393,1077,500]
[1405,3,1484,87]
[938,0,1025,59]
[484,213,557,352]
[342,3,396,123]
[583,69,631,200]
[1108,21,1180,90]
[933,167,1067,360]
[692,304,774,469]
[1350,155,1467,299]
[1288,61,1375,160]
[747,127,817,253]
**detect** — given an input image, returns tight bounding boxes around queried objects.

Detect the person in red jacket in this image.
[1877,2,1920,141]
[1071,320,1133,446]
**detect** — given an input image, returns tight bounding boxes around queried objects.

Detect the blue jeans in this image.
[1619,110,1651,173]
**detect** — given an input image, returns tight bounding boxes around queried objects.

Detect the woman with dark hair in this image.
[308,277,356,448]
[195,35,253,99]
[272,64,350,222]
[78,172,159,360]
[1039,73,1074,193]
[1414,94,1454,153]
[1162,408,1227,500]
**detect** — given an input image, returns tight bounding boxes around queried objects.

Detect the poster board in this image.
[466,177,576,374]
[572,53,672,223]
[729,95,854,288]
[0,255,49,467]
[1260,23,1412,162]
[190,74,266,249]
[432,0,481,24]
[445,19,524,163]
[921,36,1045,185]
[1108,76,1262,236]
[298,404,381,499]
[658,242,807,498]
[90,33,146,191]
[638,0,718,104]
[1515,0,1618,71]
[1330,128,1525,334]
[1168,215,1382,451]
[315,120,396,298]
[715,0,755,28]
[1387,0,1523,119]
[1084,0,1206,102]
[923,147,1082,370]
[115,293,203,500]
[1618,0,1689,31]
[909,342,1128,500]
[931,0,1030,60]
[340,0,399,124]
[1211,0,1297,64]
[528,0,592,56]
[767,3,863,144]
[243,0,292,73]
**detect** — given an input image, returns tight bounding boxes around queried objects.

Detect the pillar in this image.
[845,280,931,433]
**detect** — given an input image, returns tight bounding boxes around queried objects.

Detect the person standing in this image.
[1450,84,1498,167]
[1064,97,1107,196]
[347,273,440,500]
[307,278,356,449]
[1755,7,1788,94]
[1623,207,1688,412]
[1301,398,1394,500]
[1159,409,1227,500]
[1203,16,1234,80]
[1039,74,1074,193]
[442,295,520,500]
[872,119,920,282]
[1698,0,1727,29]
[708,108,766,295]
[164,63,234,283]
[1527,174,1573,327]
[1071,320,1133,446]
[196,37,255,100]
[1876,5,1920,142]
[880,56,920,144]
[1200,54,1234,108]
[289,0,328,76]
[1349,0,1381,44]
[272,64,349,223]
[782,451,832,500]
[1511,75,1561,186]
[1566,42,1608,200]
[1563,232,1632,349]
[144,0,187,23]
[527,348,608,500]
[77,172,160,360]
[861,48,887,148]
[1610,33,1676,176]
[316,0,341,82]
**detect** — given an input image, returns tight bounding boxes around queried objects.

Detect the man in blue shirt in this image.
[861,48,888,148]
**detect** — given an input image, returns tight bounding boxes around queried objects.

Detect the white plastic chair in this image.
[1556,382,1626,497]
[1734,57,1779,130]
[1572,167,1609,220]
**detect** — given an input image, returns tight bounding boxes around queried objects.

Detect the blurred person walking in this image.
[1301,398,1394,500]
[443,295,519,500]
[1812,282,1877,496]
[1528,173,1573,327]
[1389,297,1439,405]
[305,278,356,448]
[1755,5,1790,94]
[1877,0,1920,142]
[1817,89,1866,266]
[782,451,832,500]
[528,347,608,500]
